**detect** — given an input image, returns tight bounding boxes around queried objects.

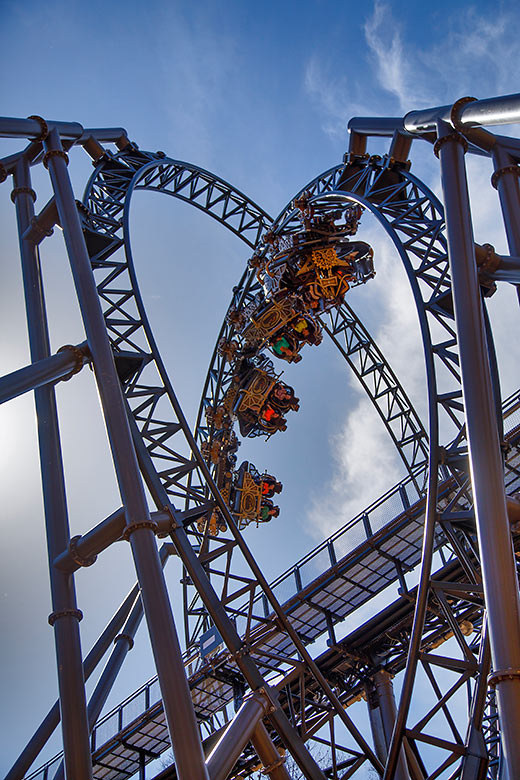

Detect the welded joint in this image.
[121,520,158,541]
[57,343,90,382]
[114,633,134,650]
[27,115,49,141]
[488,667,520,687]
[68,534,97,567]
[11,186,37,203]
[433,132,468,158]
[48,608,83,626]
[43,149,69,169]
[491,164,520,190]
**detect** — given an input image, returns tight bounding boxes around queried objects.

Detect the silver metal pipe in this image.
[492,145,520,264]
[54,508,172,573]
[404,94,520,134]
[0,342,88,404]
[43,127,208,780]
[12,156,93,780]
[79,127,129,143]
[0,117,83,139]
[436,120,520,779]
[348,117,407,137]
[52,549,169,780]
[4,585,139,780]
[251,722,291,780]
[373,671,410,780]
[207,694,268,780]
[22,197,60,244]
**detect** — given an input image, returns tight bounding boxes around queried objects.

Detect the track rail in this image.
[26,392,520,780]
[79,144,507,779]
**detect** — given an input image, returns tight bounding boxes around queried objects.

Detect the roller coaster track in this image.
[80,143,514,778]
[26,392,520,780]
[3,99,520,780]
[82,150,430,511]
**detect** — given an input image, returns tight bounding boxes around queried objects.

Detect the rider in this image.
[271,334,292,358]
[258,501,280,523]
[260,476,283,497]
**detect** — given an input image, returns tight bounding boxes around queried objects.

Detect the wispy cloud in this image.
[303,58,370,140]
[306,231,426,539]
[303,1,520,539]
[363,1,431,112]
[307,394,402,539]
[151,5,241,165]
[304,1,520,136]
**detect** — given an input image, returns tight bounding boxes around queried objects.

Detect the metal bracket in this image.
[121,521,158,541]
[48,608,83,626]
[434,132,468,158]
[68,534,97,567]
[488,667,520,687]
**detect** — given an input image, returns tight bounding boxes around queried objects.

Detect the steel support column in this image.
[5,585,140,780]
[129,418,328,780]
[373,671,410,780]
[436,121,520,778]
[52,552,169,780]
[42,128,208,780]
[491,144,520,305]
[251,723,292,780]
[12,156,93,780]
[206,694,268,780]
[0,342,88,404]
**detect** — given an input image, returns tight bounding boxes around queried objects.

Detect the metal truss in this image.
[1,93,520,780]
[22,397,520,780]
[80,145,432,663]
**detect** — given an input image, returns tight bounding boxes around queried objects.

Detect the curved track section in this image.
[79,145,502,780]
[82,149,429,513]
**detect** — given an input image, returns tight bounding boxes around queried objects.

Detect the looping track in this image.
[3,97,520,780]
[4,96,519,780]
[83,147,459,521]
[74,140,514,780]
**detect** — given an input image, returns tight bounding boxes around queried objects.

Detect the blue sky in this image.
[1,0,520,774]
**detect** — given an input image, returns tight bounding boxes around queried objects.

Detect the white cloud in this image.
[303,1,520,539]
[304,57,371,140]
[306,231,426,539]
[426,7,520,97]
[304,2,520,136]
[307,394,402,539]
[363,1,430,112]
